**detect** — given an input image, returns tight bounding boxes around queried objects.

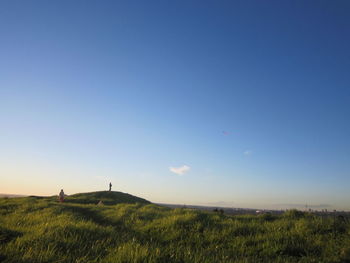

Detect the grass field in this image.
[1,191,349,263]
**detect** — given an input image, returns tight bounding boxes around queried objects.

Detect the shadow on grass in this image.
[56,204,120,228]
[0,226,22,244]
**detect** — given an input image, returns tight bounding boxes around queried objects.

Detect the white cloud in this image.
[169,165,190,175]
[244,150,252,156]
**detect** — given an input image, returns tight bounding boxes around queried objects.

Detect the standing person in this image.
[59,189,65,202]
[109,182,112,192]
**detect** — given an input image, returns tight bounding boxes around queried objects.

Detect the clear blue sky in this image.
[1,1,349,210]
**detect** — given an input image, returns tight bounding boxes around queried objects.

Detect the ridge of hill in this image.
[64,191,151,205]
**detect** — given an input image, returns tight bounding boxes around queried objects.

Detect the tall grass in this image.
[0,194,349,263]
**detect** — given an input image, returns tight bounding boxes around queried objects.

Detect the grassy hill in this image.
[0,193,350,263]
[63,191,151,205]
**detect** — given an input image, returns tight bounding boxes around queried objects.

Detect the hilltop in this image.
[23,190,151,205]
[62,191,151,205]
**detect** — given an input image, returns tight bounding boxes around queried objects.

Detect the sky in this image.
[1,1,350,210]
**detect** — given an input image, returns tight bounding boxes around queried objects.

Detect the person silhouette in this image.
[109,182,112,191]
[59,189,65,202]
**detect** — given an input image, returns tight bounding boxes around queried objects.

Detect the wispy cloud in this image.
[169,165,190,175]
[244,150,252,156]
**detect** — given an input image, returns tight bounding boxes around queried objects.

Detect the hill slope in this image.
[63,191,151,205]
[1,194,350,262]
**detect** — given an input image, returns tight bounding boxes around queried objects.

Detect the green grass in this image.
[0,192,349,263]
